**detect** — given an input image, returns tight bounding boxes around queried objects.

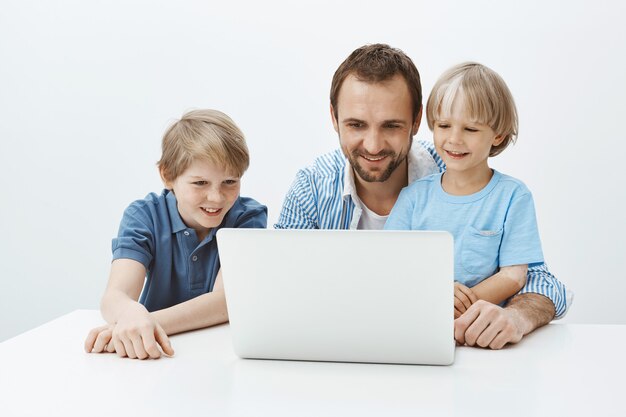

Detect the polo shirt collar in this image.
[165,190,188,234]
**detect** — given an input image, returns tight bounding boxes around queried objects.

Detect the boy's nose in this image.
[205,188,224,204]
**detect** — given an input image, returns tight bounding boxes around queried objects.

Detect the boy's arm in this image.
[84,258,174,359]
[151,270,228,335]
[469,264,528,305]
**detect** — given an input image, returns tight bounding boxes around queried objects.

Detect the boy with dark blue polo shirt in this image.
[84,109,267,359]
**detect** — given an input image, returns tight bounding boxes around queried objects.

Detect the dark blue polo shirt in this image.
[112,189,267,312]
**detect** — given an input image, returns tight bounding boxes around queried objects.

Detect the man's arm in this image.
[274,170,319,229]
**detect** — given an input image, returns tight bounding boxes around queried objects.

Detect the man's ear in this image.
[330,103,339,133]
[412,106,423,136]
[159,167,172,190]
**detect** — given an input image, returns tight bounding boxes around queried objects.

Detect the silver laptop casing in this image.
[217,229,455,365]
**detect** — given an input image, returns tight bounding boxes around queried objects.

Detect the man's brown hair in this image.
[330,44,422,121]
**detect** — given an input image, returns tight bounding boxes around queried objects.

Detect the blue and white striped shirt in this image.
[275,140,569,318]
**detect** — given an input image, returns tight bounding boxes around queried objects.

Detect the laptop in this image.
[217,229,454,365]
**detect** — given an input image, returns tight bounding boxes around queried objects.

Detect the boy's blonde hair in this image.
[426,62,518,157]
[158,109,249,182]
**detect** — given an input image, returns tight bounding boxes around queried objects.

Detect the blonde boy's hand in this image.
[84,324,117,354]
[454,282,478,319]
[108,303,174,359]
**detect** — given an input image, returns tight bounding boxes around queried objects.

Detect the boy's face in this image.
[331,73,420,183]
[433,99,504,177]
[163,159,240,241]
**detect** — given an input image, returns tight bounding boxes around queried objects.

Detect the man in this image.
[275,44,568,349]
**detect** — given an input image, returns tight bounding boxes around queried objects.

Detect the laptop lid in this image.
[217,229,454,365]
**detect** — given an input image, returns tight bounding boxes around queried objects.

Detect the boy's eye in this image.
[193,181,208,186]
[223,179,239,185]
[436,123,450,129]
[465,127,479,133]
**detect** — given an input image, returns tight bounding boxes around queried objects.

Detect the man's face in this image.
[331,73,420,183]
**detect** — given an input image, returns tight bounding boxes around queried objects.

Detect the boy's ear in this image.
[330,104,339,133]
[159,167,172,189]
[493,134,506,146]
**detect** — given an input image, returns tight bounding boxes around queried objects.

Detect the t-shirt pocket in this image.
[461,226,503,280]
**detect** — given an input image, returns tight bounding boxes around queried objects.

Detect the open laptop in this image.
[217,229,454,365]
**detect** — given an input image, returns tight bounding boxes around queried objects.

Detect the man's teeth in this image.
[364,156,385,161]
[202,208,219,213]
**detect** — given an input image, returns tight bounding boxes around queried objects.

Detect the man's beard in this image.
[347,139,412,183]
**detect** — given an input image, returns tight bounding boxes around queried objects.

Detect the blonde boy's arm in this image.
[85,258,174,359]
[470,265,528,306]
[151,270,228,335]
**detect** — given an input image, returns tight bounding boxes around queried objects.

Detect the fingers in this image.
[155,325,175,357]
[84,326,106,353]
[93,328,113,353]
[454,305,481,345]
[141,327,162,359]
[455,301,524,350]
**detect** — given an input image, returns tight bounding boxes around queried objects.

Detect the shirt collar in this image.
[165,189,188,234]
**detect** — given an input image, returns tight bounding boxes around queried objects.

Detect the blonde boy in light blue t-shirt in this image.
[385,62,544,319]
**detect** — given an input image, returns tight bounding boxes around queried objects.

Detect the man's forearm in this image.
[505,292,555,336]
[151,290,229,336]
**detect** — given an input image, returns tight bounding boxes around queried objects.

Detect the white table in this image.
[0,310,623,417]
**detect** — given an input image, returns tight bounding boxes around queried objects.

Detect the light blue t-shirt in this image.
[385,170,544,287]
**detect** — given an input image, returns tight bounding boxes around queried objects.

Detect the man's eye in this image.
[348,122,363,128]
[384,124,400,129]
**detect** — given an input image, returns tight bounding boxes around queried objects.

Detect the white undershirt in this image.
[356,201,389,230]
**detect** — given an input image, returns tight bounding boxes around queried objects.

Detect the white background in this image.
[1,0,624,341]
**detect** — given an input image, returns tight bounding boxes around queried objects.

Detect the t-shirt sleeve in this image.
[384,186,415,230]
[499,191,544,267]
[111,204,155,270]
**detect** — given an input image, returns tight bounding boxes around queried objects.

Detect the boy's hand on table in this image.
[84,324,117,354]
[110,303,174,359]
[454,282,478,319]
[84,304,175,359]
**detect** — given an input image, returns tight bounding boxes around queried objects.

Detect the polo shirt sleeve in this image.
[384,186,416,230]
[234,202,268,229]
[275,170,319,229]
[499,191,544,267]
[111,203,155,270]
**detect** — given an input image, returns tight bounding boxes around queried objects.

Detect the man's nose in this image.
[362,129,385,155]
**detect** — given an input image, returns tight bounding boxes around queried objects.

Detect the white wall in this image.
[1,0,625,341]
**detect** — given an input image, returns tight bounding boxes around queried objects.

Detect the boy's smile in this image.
[163,159,241,241]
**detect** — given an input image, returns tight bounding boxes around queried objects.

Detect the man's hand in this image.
[454,293,555,350]
[454,282,478,319]
[454,300,525,350]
